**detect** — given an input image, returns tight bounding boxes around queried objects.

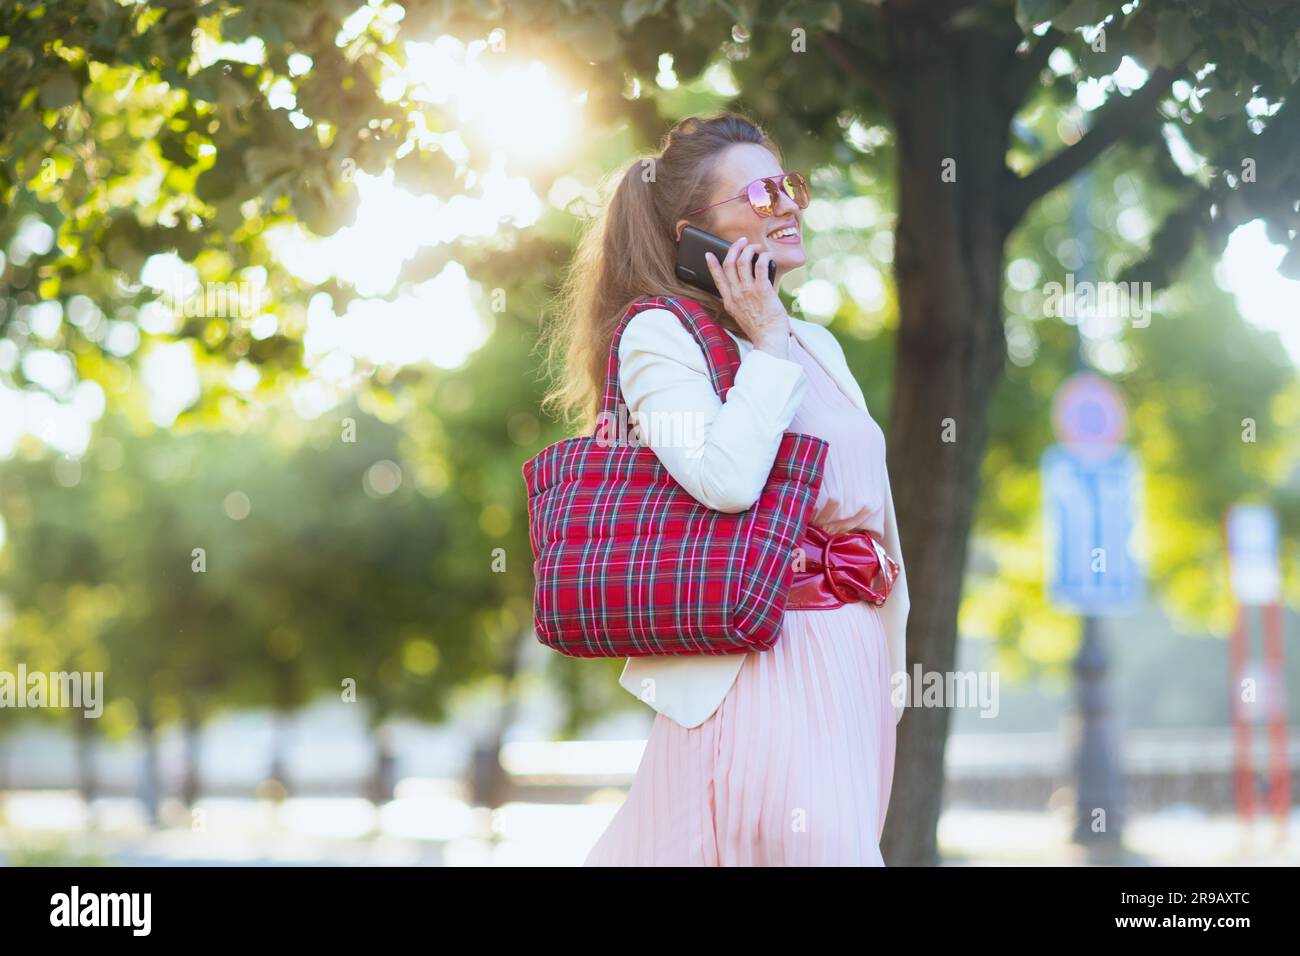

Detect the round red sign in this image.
[1052,371,1127,450]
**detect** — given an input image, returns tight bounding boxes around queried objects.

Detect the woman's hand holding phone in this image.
[704,236,792,359]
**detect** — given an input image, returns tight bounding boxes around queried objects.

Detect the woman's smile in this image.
[766,219,802,245]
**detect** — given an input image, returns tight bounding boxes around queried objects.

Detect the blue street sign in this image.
[1042,443,1144,614]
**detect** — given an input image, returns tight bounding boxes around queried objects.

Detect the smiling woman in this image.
[533,112,910,867]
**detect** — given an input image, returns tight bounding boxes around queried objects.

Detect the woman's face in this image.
[679,143,807,285]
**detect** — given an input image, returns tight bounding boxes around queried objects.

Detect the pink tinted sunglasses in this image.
[677,171,810,238]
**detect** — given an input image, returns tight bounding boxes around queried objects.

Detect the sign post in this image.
[1225,503,1288,843]
[1042,371,1143,849]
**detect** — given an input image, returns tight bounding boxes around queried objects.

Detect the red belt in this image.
[786,523,899,611]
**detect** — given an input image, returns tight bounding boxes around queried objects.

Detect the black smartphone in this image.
[675,225,776,297]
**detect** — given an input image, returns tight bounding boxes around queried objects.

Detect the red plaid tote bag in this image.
[522,295,829,658]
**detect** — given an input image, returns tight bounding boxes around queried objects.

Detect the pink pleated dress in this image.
[583,332,897,866]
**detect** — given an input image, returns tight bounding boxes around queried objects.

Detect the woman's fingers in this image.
[705,237,785,341]
[705,251,736,310]
[711,237,776,304]
[721,236,745,280]
[704,251,725,295]
[712,237,740,303]
[737,243,760,290]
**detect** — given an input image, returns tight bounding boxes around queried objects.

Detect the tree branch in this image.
[1111,75,1300,289]
[1004,26,1065,105]
[1004,66,1178,225]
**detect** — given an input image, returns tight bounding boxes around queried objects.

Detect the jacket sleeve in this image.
[616,307,809,513]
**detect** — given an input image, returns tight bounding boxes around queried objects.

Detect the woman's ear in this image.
[674,220,689,242]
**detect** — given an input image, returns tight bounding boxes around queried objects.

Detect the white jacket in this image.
[614,307,910,729]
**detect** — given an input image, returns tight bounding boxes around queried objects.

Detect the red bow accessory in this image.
[786,524,899,611]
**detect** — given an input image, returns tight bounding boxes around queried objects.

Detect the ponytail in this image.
[541,112,781,432]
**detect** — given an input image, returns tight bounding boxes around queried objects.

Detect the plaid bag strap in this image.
[597,295,743,423]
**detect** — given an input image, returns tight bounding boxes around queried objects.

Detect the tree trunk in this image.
[182,703,202,809]
[879,8,1017,865]
[268,712,289,795]
[75,714,98,826]
[267,661,299,799]
[468,626,528,809]
[139,698,161,827]
[364,650,396,806]
[368,722,397,805]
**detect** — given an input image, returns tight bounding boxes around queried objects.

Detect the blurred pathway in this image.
[3,791,1297,866]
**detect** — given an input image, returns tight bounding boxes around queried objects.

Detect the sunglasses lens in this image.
[747,178,777,216]
[783,174,810,208]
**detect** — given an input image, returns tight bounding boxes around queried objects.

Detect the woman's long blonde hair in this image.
[540,111,784,433]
